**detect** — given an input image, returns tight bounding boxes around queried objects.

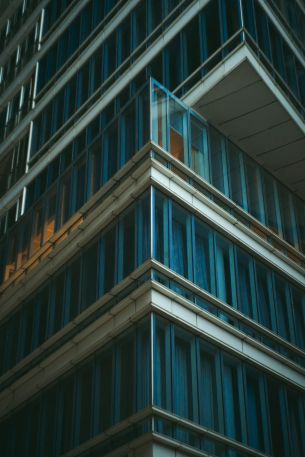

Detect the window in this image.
[20,302,35,359]
[190,115,209,180]
[209,126,229,196]
[76,364,93,444]
[90,51,103,94]
[94,346,113,434]
[290,286,305,350]
[50,272,65,334]
[132,3,146,50]
[117,18,130,66]
[120,101,136,165]
[200,0,221,61]
[119,209,135,279]
[183,18,200,79]
[261,170,280,234]
[102,34,116,81]
[173,331,195,420]
[43,190,56,242]
[267,380,289,456]
[245,368,267,452]
[59,172,71,226]
[81,242,98,310]
[273,274,293,342]
[66,259,81,322]
[102,120,118,183]
[171,202,192,279]
[287,390,305,457]
[198,343,220,431]
[40,388,57,457]
[244,156,265,223]
[68,16,80,57]
[76,63,89,109]
[155,317,171,410]
[31,204,43,253]
[255,262,274,331]
[169,98,187,163]
[154,190,169,266]
[80,2,92,42]
[89,138,102,195]
[215,235,235,306]
[221,0,241,41]
[137,319,151,409]
[37,287,49,346]
[194,218,213,293]
[227,141,247,209]
[164,35,182,91]
[235,248,256,319]
[222,357,243,442]
[73,158,87,211]
[59,378,75,454]
[278,184,297,246]
[152,85,168,150]
[25,401,40,457]
[137,192,150,265]
[99,225,116,295]
[116,333,135,421]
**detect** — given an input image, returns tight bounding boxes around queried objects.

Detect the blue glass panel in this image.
[245,369,265,451]
[244,156,265,223]
[215,235,235,306]
[235,248,256,320]
[81,242,98,310]
[116,333,135,421]
[194,218,213,293]
[95,346,113,432]
[174,332,194,420]
[171,202,190,278]
[198,343,219,431]
[77,364,93,444]
[255,262,274,330]
[190,115,209,180]
[227,141,246,210]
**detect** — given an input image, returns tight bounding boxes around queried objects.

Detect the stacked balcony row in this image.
[1,80,305,286]
[152,80,305,254]
[0,315,304,457]
[0,84,149,284]
[1,187,305,380]
[29,0,305,165]
[0,192,150,378]
[30,0,242,158]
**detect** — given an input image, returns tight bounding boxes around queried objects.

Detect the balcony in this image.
[1,78,305,289]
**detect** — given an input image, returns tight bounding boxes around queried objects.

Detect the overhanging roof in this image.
[183,46,305,201]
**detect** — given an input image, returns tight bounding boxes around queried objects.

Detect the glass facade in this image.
[1,184,305,379]
[2,79,305,286]
[0,318,151,457]
[0,1,304,457]
[0,192,150,376]
[154,315,305,457]
[1,314,305,457]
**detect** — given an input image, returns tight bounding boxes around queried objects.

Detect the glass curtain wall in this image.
[1,312,304,457]
[0,192,150,376]
[151,79,305,254]
[153,315,305,457]
[0,318,151,457]
[0,83,150,285]
[152,188,305,354]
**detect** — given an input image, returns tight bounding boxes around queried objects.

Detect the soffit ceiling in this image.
[188,59,305,201]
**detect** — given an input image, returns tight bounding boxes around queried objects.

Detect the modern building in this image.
[0,1,305,456]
